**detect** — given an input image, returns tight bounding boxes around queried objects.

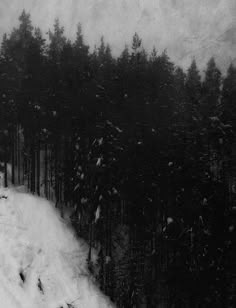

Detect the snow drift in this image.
[0,187,114,308]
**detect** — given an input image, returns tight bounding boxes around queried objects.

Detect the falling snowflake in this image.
[95,206,101,223]
[96,157,102,166]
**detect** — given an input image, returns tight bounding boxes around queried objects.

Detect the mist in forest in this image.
[0,0,235,70]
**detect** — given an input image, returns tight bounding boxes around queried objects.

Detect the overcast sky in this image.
[0,0,235,71]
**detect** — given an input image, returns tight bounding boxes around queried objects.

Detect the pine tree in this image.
[18,10,33,39]
[131,32,142,54]
[98,36,106,63]
[8,10,33,66]
[48,18,66,64]
[73,23,89,69]
[202,57,221,119]
[117,45,130,102]
[174,67,186,117]
[0,33,9,60]
[185,59,202,121]
[222,64,236,129]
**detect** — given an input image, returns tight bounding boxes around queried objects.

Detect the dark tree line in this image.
[0,11,235,307]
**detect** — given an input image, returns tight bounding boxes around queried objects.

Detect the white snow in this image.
[112,188,118,195]
[167,217,174,225]
[81,198,88,204]
[73,183,80,192]
[96,157,102,167]
[97,138,103,146]
[105,256,111,264]
[0,187,115,308]
[114,126,123,133]
[94,206,100,223]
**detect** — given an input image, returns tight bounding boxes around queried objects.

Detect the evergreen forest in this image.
[0,11,235,307]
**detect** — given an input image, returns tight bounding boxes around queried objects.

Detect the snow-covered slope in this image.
[0,187,114,308]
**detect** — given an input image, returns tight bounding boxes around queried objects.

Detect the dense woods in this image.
[0,11,235,307]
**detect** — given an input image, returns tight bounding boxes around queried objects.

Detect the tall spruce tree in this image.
[222,64,236,129]
[202,57,221,119]
[185,59,202,123]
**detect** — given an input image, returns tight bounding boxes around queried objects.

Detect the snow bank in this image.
[0,187,115,308]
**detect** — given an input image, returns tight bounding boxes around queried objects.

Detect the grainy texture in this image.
[0,2,236,307]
